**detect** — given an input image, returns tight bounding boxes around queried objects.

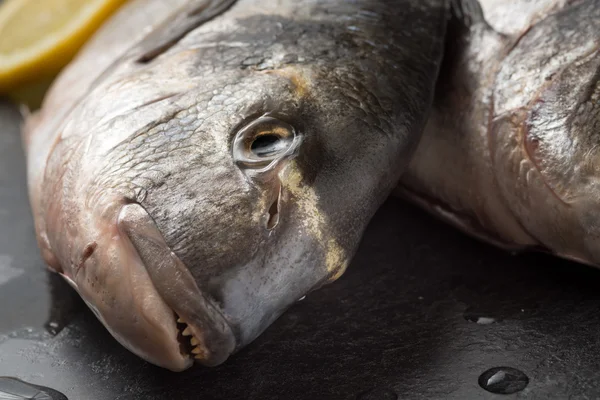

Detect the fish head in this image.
[40,17,431,370]
[488,0,600,263]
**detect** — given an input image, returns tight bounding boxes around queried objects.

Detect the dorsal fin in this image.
[449,0,489,30]
[134,0,237,63]
[86,0,237,94]
[441,0,505,77]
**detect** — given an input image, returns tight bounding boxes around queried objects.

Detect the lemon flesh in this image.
[0,0,129,94]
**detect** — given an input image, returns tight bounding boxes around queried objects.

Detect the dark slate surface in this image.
[1,99,600,399]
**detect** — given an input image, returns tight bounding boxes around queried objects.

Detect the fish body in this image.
[22,0,449,371]
[398,0,600,265]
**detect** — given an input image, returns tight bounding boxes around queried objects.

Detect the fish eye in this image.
[233,116,298,168]
[250,133,291,157]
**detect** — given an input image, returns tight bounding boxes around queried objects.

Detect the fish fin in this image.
[86,0,237,90]
[449,0,488,29]
[394,185,532,254]
[19,107,40,151]
[0,377,67,400]
[134,0,237,63]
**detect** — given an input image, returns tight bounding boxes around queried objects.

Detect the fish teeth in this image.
[177,317,184,323]
[182,327,192,336]
[190,337,199,346]
[192,346,203,355]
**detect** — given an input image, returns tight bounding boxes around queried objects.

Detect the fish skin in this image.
[22,0,449,371]
[398,0,600,265]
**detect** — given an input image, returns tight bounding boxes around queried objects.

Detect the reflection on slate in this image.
[478,367,530,395]
[2,97,600,400]
[0,377,68,400]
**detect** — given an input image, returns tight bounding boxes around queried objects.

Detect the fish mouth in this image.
[167,290,235,367]
[172,309,231,365]
[117,203,236,369]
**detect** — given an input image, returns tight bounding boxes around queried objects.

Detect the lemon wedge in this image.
[0,0,129,96]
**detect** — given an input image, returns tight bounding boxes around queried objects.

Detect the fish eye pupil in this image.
[250,134,288,157]
[233,117,298,166]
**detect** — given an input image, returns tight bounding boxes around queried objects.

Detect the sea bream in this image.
[21,0,449,371]
[398,0,600,264]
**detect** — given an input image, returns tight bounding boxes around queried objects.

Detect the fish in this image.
[397,0,600,265]
[0,377,67,400]
[21,0,450,371]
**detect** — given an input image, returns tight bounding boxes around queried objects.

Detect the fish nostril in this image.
[266,183,282,230]
[267,198,280,229]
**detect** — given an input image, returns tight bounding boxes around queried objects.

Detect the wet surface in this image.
[356,387,399,400]
[2,98,600,399]
[478,367,529,395]
[0,102,52,337]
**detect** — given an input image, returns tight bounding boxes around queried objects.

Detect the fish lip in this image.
[139,245,237,367]
[117,203,236,367]
[60,270,193,372]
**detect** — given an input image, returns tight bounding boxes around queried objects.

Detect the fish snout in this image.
[59,201,236,371]
[117,203,237,366]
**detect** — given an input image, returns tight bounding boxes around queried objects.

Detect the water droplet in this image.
[464,314,497,324]
[478,367,529,394]
[0,377,68,399]
[464,308,499,324]
[356,387,398,400]
[45,321,60,336]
